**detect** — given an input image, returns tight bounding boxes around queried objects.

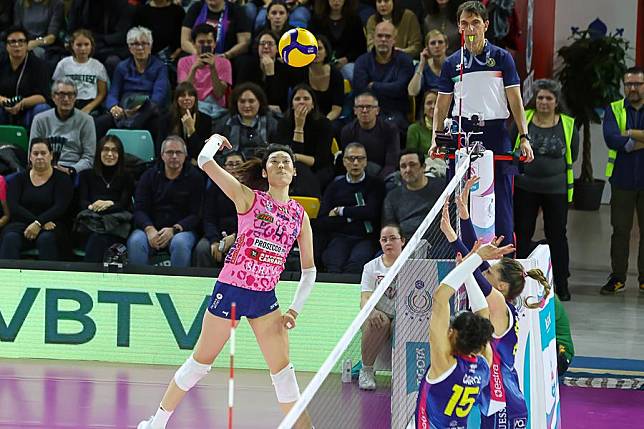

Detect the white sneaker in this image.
[358,367,376,391]
[137,417,153,429]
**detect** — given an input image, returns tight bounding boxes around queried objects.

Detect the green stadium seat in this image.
[106,129,155,162]
[0,125,29,153]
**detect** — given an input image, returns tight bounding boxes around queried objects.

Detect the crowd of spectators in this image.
[0,0,577,277]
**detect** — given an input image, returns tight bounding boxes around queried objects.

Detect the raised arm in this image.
[198,134,255,213]
[284,212,316,330]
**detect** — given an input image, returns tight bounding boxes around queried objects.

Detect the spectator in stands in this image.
[406,90,437,155]
[513,79,578,302]
[354,21,415,132]
[30,79,97,175]
[258,0,292,40]
[382,150,444,239]
[424,0,460,55]
[0,138,73,260]
[133,0,185,62]
[67,0,135,75]
[76,135,134,262]
[0,26,50,129]
[128,135,204,267]
[358,223,404,390]
[309,0,366,82]
[407,30,448,97]
[52,29,109,115]
[275,83,334,196]
[177,24,232,119]
[164,81,214,163]
[601,66,644,295]
[181,0,252,63]
[365,0,422,59]
[236,31,300,114]
[213,82,278,160]
[305,35,344,123]
[254,0,311,32]
[94,26,169,143]
[193,151,244,267]
[340,91,399,182]
[0,175,8,231]
[317,143,383,272]
[13,0,65,63]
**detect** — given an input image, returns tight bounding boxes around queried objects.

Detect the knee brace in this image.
[174,354,211,391]
[270,363,301,403]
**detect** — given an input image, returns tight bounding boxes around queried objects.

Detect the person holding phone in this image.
[177,24,232,119]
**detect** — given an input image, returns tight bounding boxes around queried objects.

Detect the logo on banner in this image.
[404,280,432,321]
[405,342,430,394]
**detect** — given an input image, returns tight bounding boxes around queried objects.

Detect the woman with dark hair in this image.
[76,135,134,262]
[259,0,292,39]
[138,138,316,429]
[449,180,553,428]
[275,83,334,196]
[305,35,344,122]
[165,81,214,162]
[236,30,300,115]
[365,0,422,58]
[309,0,366,81]
[0,138,73,260]
[424,0,461,55]
[512,79,579,301]
[213,81,278,160]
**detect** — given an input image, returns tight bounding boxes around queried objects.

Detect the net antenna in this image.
[278,158,472,429]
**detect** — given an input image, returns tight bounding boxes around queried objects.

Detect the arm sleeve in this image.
[458,219,490,271]
[352,56,369,95]
[450,238,494,296]
[78,171,91,210]
[106,63,125,109]
[47,1,65,37]
[380,124,400,179]
[70,117,96,173]
[603,107,630,152]
[313,119,334,168]
[116,176,134,211]
[329,69,344,108]
[7,174,37,223]
[360,261,375,292]
[570,124,580,162]
[177,57,191,82]
[36,173,73,223]
[381,193,395,225]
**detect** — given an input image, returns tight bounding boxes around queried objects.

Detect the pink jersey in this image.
[218,191,305,291]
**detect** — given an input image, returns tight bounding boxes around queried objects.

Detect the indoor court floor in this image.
[2,206,644,428]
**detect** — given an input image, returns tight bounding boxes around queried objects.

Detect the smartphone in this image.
[200,44,212,55]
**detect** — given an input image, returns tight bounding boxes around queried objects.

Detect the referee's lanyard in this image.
[464,40,490,70]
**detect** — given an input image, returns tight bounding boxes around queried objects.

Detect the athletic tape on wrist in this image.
[442,253,483,291]
[197,135,223,169]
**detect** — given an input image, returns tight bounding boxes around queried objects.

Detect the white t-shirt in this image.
[361,255,396,318]
[53,56,109,101]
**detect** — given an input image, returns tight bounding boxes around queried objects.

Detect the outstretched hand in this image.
[457,175,478,219]
[197,134,232,169]
[475,239,515,261]
[440,200,457,243]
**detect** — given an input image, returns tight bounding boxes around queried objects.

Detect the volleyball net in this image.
[279,157,471,429]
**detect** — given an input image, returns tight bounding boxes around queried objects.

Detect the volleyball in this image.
[278,28,318,68]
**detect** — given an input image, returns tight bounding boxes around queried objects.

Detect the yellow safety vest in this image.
[517,109,576,202]
[605,99,627,178]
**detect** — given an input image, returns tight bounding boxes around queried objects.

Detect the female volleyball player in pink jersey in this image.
[138,135,316,429]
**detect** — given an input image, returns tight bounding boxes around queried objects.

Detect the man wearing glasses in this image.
[0,26,50,128]
[340,91,400,182]
[31,79,96,176]
[431,0,534,249]
[601,66,644,295]
[127,136,204,268]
